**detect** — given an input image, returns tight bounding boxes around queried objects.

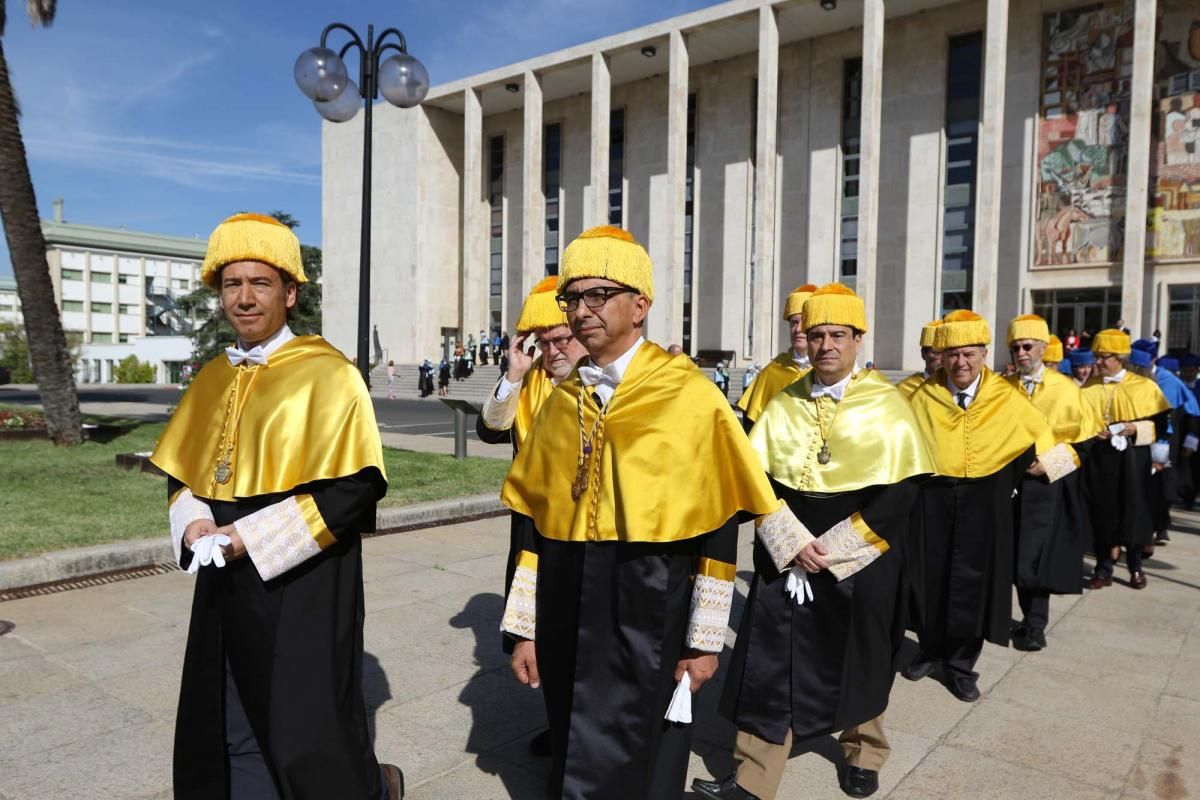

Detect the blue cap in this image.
[1128,349,1153,368]
[1131,338,1157,355]
[1057,358,1073,375]
[1158,356,1180,373]
[1182,354,1200,368]
[1069,349,1095,366]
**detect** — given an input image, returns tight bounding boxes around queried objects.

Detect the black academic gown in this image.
[1014,440,1094,594]
[1150,405,1190,533]
[518,512,741,800]
[475,416,522,656]
[170,468,385,800]
[721,478,919,743]
[914,447,1034,650]
[1085,412,1168,552]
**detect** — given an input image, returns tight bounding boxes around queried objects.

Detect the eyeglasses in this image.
[536,333,575,352]
[556,287,637,312]
[1010,343,1036,353]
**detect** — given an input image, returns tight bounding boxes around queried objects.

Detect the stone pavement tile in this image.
[362,551,432,583]
[365,596,509,674]
[0,632,41,663]
[0,653,90,702]
[408,753,549,800]
[47,624,185,681]
[1120,738,1196,800]
[0,718,173,800]
[401,523,512,556]
[0,682,153,762]
[988,661,1160,735]
[883,673,975,740]
[363,564,482,612]
[441,552,512,581]
[1049,612,1184,660]
[1069,585,1200,634]
[1164,656,1200,702]
[366,534,496,571]
[422,585,505,622]
[1151,694,1200,749]
[101,660,185,721]
[1032,627,1178,694]
[485,726,552,780]
[890,744,1112,800]
[393,670,547,756]
[946,698,1135,788]
[363,643,488,717]
[3,600,166,653]
[1181,626,1200,663]
[370,711,475,785]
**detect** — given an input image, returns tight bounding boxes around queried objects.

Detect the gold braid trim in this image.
[1039,442,1079,483]
[685,568,735,652]
[756,506,815,573]
[500,550,538,641]
[818,513,889,581]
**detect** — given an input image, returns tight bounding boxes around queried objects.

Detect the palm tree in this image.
[0,0,82,444]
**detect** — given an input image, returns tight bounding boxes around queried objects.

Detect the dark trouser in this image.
[1094,547,1144,579]
[923,637,983,680]
[1016,588,1050,633]
[225,660,389,800]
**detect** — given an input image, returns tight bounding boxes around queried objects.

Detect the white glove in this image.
[664,671,692,723]
[187,533,232,574]
[1150,442,1171,465]
[1184,434,1198,452]
[785,566,815,606]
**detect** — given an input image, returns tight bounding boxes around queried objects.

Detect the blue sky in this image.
[0,0,722,277]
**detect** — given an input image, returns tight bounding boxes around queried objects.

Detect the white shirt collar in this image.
[578,337,644,405]
[227,325,294,366]
[1104,369,1127,384]
[792,349,810,368]
[810,364,859,402]
[947,371,983,407]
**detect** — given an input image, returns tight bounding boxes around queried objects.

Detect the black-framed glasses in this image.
[1010,342,1036,353]
[556,287,637,312]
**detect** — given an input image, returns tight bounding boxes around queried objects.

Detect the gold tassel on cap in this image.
[557,225,654,302]
[782,284,819,321]
[1092,328,1131,355]
[920,320,943,349]
[516,277,569,333]
[1006,314,1050,345]
[801,283,868,333]
[1044,335,1063,363]
[200,213,307,289]
[935,309,991,349]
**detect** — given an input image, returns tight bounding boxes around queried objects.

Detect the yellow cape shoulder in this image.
[1081,371,1171,423]
[737,351,808,421]
[514,357,558,448]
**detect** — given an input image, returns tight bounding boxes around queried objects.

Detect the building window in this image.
[119,303,138,315]
[683,92,697,353]
[488,134,505,331]
[118,334,131,344]
[839,59,863,291]
[61,269,83,281]
[609,108,625,226]
[117,274,133,285]
[1167,285,1200,354]
[91,272,112,284]
[1031,287,1122,341]
[941,32,983,313]
[62,300,84,312]
[91,302,112,314]
[173,278,189,291]
[91,332,113,344]
[544,122,562,276]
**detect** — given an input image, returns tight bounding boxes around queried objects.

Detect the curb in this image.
[0,493,506,595]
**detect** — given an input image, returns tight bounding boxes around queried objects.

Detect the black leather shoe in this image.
[1012,626,1047,652]
[380,763,404,800]
[902,657,936,682]
[692,774,761,800]
[528,728,551,757]
[948,675,980,702]
[840,766,880,798]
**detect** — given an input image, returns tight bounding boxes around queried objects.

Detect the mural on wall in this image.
[1035,4,1134,267]
[1148,0,1200,260]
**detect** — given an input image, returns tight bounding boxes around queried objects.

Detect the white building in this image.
[322,0,1200,369]
[0,276,19,326]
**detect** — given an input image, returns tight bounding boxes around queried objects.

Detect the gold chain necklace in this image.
[813,393,844,465]
[572,387,610,500]
[212,365,262,486]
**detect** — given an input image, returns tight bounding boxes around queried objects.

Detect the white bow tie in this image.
[226,345,267,367]
[1021,374,1042,385]
[1103,376,1123,384]
[578,363,621,389]
[810,383,844,402]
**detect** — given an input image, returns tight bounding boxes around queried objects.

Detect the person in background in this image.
[896,321,943,397]
[1065,329,1079,351]
[466,342,476,377]
[668,344,685,355]
[1181,355,1200,510]
[387,359,397,400]
[1069,349,1094,386]
[454,341,467,381]
[736,284,818,431]
[479,329,490,365]
[1043,335,1064,371]
[467,333,477,366]
[743,362,762,392]
[493,330,502,361]
[713,360,731,397]
[438,358,451,396]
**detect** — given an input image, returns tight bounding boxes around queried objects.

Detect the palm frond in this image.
[26,0,57,28]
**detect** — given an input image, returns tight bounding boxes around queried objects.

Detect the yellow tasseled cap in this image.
[557,225,654,302]
[516,276,568,333]
[200,213,306,289]
[782,284,819,321]
[1044,335,1063,363]
[1006,314,1050,345]
[920,320,944,349]
[1093,328,1131,356]
[935,309,991,349]
[801,283,868,333]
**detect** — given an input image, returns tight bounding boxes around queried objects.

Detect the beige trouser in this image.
[733,713,891,800]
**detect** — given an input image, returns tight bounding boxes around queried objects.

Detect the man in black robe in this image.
[695,284,933,800]
[151,214,402,800]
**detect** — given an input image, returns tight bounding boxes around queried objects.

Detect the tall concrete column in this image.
[461,88,487,337]
[1120,0,1156,334]
[664,30,689,346]
[856,0,884,363]
[751,5,780,363]
[972,0,1009,332]
[589,53,611,226]
[522,71,545,298]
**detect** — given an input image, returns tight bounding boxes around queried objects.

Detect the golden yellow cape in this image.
[908,367,1055,479]
[1004,368,1104,445]
[502,342,781,543]
[1080,371,1171,424]
[737,351,809,422]
[151,336,387,501]
[513,357,557,448]
[896,371,926,397]
[750,369,934,493]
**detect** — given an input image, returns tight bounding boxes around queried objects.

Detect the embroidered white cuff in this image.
[685,572,735,652]
[169,489,215,565]
[1132,420,1157,447]
[235,495,332,582]
[756,505,816,573]
[480,379,520,432]
[816,513,890,581]
[1039,442,1079,483]
[500,552,538,640]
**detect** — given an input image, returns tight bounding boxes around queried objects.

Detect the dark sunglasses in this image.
[1010,343,1036,353]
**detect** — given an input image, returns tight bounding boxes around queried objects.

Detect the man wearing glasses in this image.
[1002,315,1102,651]
[905,311,1074,702]
[736,284,817,431]
[499,226,790,798]
[1079,330,1170,590]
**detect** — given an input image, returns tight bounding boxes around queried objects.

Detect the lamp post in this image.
[294,24,430,385]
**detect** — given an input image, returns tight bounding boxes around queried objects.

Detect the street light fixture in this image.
[295,24,430,385]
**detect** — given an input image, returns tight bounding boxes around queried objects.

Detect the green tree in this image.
[0,320,32,382]
[113,355,155,384]
[0,0,83,443]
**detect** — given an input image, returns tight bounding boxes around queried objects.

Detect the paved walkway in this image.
[1,512,1197,799]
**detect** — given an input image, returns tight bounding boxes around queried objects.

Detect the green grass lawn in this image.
[0,418,510,561]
